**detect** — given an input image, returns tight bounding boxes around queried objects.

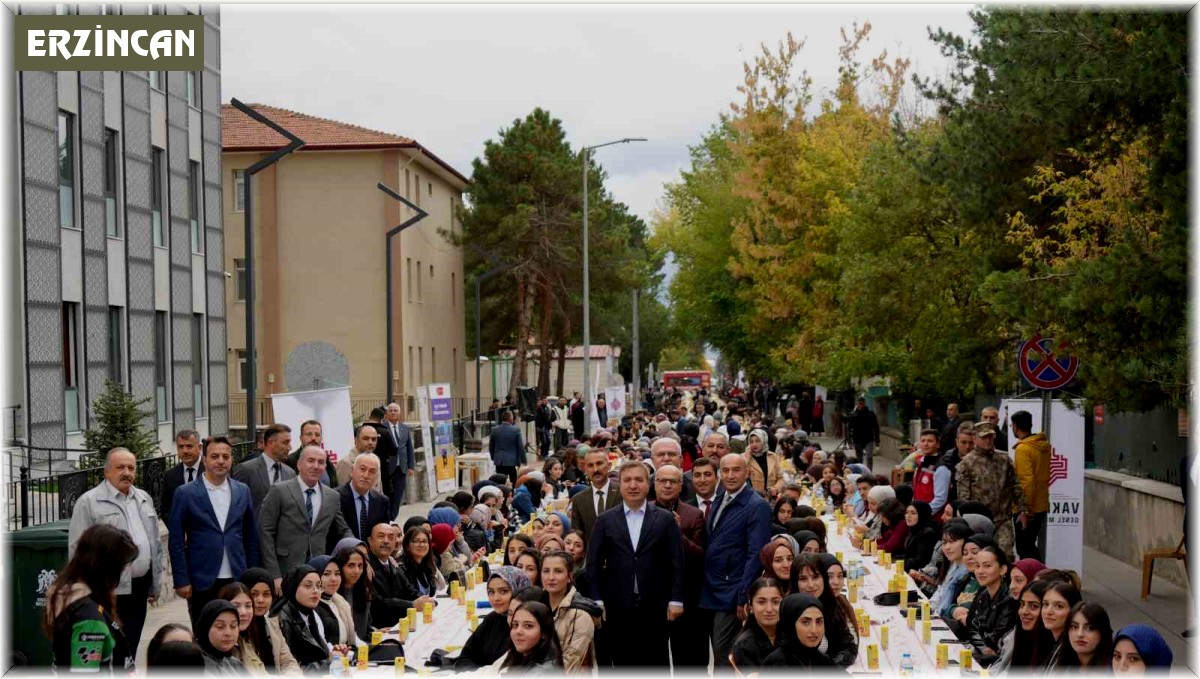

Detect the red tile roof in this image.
[221,103,468,185]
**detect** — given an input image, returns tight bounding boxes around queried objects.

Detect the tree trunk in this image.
[556,317,570,398]
[509,274,535,401]
[536,281,553,395]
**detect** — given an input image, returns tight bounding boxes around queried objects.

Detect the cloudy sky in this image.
[220,4,977,227]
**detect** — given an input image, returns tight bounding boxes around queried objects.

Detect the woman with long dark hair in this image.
[195,600,249,676]
[504,534,535,566]
[494,601,564,674]
[457,567,532,671]
[1068,602,1114,671]
[772,497,798,535]
[331,539,372,641]
[761,594,840,671]
[875,498,909,556]
[901,500,939,571]
[399,525,446,597]
[236,568,299,672]
[788,553,857,667]
[43,524,137,673]
[216,582,269,673]
[541,551,595,672]
[1039,581,1084,670]
[515,549,542,587]
[921,520,973,617]
[306,556,357,646]
[964,545,1017,667]
[730,578,785,674]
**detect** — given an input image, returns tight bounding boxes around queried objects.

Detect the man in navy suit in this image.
[335,452,391,547]
[168,435,261,625]
[161,429,201,521]
[375,402,415,518]
[700,452,771,668]
[587,459,685,668]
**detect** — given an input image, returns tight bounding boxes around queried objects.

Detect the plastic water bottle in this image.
[900,652,914,676]
[330,651,343,676]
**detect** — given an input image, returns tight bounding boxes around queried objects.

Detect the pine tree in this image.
[79,379,157,468]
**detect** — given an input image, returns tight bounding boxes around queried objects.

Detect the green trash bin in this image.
[9,520,71,667]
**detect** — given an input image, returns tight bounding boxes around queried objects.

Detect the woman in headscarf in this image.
[962,513,996,540]
[792,530,823,556]
[195,599,249,676]
[464,504,491,552]
[761,594,840,671]
[545,511,571,539]
[237,568,300,673]
[901,500,939,571]
[745,428,784,498]
[456,567,532,671]
[1113,624,1174,673]
[759,538,796,587]
[306,556,357,647]
[730,578,785,674]
[512,477,545,523]
[268,565,344,673]
[432,523,468,585]
[536,534,566,555]
[816,553,848,596]
[1009,558,1047,599]
[850,484,895,547]
[216,582,270,673]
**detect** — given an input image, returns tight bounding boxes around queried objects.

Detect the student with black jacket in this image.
[966,545,1018,667]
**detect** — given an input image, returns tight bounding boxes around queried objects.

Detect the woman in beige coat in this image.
[220,578,301,674]
[541,551,595,673]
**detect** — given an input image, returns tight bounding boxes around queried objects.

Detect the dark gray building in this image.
[11,4,226,465]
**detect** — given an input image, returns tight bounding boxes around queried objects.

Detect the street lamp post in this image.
[581,137,646,425]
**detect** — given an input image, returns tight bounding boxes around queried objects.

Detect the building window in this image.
[186,71,198,108]
[405,169,410,199]
[58,111,75,229]
[431,347,436,383]
[62,302,81,431]
[98,4,109,14]
[453,348,458,385]
[406,258,413,302]
[54,4,74,15]
[451,272,456,309]
[108,306,124,386]
[104,129,120,237]
[449,197,455,237]
[417,260,423,302]
[414,174,421,207]
[192,314,204,418]
[151,147,165,246]
[188,161,202,253]
[232,169,245,212]
[149,70,164,91]
[428,182,432,197]
[154,311,169,422]
[235,350,249,392]
[419,347,424,385]
[408,346,414,392]
[233,258,246,301]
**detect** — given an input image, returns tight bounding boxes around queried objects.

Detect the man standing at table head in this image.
[259,445,352,592]
[653,463,707,667]
[570,446,620,539]
[587,460,684,667]
[169,436,260,625]
[700,452,772,668]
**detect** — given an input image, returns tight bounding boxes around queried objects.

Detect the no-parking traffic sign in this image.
[1018,335,1079,390]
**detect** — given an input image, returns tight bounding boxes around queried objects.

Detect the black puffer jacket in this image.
[966,583,1017,667]
[271,601,330,672]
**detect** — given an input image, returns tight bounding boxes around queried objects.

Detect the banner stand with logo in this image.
[270,387,355,471]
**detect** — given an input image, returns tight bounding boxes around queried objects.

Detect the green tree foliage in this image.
[79,379,157,468]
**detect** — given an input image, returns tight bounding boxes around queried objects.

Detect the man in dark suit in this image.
[284,419,335,487]
[162,429,201,521]
[259,445,352,589]
[569,392,586,441]
[168,436,261,625]
[374,402,415,518]
[653,463,708,667]
[365,521,435,628]
[569,447,620,540]
[647,438,696,503]
[336,452,390,546]
[488,410,525,486]
[587,459,684,667]
[700,452,772,668]
[232,423,297,517]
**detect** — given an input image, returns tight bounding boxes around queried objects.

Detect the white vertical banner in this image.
[588,363,602,432]
[997,397,1086,574]
[604,386,626,424]
[270,387,354,467]
[416,386,437,499]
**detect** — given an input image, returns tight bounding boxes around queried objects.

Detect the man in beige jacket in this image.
[336,424,384,494]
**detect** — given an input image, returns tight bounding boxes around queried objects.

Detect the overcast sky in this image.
[220,4,977,227]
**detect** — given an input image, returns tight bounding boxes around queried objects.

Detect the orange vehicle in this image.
[661,370,711,390]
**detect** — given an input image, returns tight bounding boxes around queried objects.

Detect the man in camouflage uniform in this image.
[955,422,1027,560]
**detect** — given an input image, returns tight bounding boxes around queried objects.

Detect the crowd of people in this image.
[46,390,1178,675]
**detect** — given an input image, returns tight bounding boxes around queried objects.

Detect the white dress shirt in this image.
[298,477,322,520]
[182,462,200,484]
[592,481,612,517]
[202,474,234,578]
[266,457,285,485]
[106,481,151,578]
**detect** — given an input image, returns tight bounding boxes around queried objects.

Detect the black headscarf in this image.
[237,568,276,668]
[274,564,326,649]
[894,483,914,507]
[775,594,835,667]
[196,600,239,659]
[792,530,823,554]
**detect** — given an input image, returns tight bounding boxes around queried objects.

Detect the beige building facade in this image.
[222,104,467,427]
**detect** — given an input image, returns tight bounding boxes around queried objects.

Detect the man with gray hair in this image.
[655,419,680,442]
[336,452,390,545]
[649,437,696,503]
[68,447,162,656]
[701,431,729,460]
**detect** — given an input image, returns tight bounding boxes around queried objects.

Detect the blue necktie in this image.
[305,488,315,527]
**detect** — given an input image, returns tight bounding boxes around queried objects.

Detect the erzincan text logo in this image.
[15,15,204,71]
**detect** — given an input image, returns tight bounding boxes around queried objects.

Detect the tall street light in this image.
[582,137,646,426]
